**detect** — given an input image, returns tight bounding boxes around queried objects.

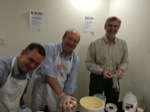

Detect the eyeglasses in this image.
[66,36,79,44]
[107,24,120,28]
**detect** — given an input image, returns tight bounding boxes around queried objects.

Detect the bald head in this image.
[63,28,80,43]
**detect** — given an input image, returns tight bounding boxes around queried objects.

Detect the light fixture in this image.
[71,0,101,11]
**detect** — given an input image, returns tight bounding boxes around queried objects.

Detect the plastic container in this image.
[123,91,137,112]
[80,96,105,112]
[137,102,145,112]
[93,93,106,104]
[124,108,134,112]
[105,103,117,112]
[19,105,32,112]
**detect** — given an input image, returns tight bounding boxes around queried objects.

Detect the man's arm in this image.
[85,41,103,74]
[116,41,128,79]
[0,68,4,88]
[118,41,129,71]
[45,75,77,111]
[45,75,63,96]
[63,56,79,94]
[0,57,12,88]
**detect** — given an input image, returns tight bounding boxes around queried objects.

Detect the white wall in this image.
[109,0,150,111]
[0,0,109,109]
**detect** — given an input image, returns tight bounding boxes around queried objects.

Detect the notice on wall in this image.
[84,16,94,32]
[29,10,44,29]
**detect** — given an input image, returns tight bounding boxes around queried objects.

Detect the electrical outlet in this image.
[0,35,6,45]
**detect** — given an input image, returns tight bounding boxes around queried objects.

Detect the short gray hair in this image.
[104,16,121,28]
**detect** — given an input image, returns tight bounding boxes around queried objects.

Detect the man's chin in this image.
[65,48,73,52]
[22,69,31,74]
[64,51,72,56]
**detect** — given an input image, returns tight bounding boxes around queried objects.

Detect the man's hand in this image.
[102,69,113,79]
[116,69,124,79]
[59,93,77,111]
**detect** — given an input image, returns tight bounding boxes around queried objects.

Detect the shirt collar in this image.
[13,57,20,74]
[59,43,73,60]
[103,35,117,44]
[12,57,26,77]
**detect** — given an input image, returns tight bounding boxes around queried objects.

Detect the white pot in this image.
[79,96,105,112]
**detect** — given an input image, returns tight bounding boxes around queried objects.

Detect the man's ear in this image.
[19,50,26,58]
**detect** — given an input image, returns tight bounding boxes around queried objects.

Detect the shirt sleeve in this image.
[40,44,57,78]
[0,64,4,88]
[118,41,129,72]
[63,55,80,94]
[0,57,12,88]
[85,41,103,74]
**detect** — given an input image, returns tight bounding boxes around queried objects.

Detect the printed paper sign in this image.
[29,10,44,29]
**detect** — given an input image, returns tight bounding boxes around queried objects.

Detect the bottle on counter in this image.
[123,91,137,112]
[19,105,32,112]
[125,108,134,112]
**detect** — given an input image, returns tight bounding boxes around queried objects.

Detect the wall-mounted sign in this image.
[29,10,44,29]
[84,16,94,32]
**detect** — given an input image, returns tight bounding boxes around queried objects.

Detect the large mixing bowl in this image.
[80,96,105,112]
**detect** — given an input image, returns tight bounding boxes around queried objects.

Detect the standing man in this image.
[85,16,128,105]
[0,43,45,112]
[31,28,80,112]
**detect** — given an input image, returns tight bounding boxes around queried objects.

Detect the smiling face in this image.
[105,20,120,38]
[17,49,45,74]
[62,30,80,56]
[104,17,121,41]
